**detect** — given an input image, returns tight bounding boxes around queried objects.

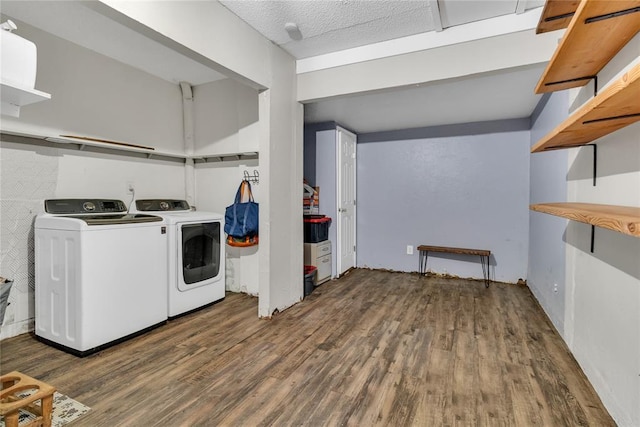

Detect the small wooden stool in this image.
[0,371,56,427]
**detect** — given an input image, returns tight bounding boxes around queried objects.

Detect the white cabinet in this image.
[304,240,332,284]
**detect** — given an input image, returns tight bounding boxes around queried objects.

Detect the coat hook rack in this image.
[243,169,259,185]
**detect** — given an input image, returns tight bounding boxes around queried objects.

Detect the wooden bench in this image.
[0,371,56,427]
[417,245,491,287]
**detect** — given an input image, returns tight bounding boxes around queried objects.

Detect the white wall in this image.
[0,16,184,151]
[529,34,640,426]
[0,16,188,338]
[192,79,261,295]
[193,79,260,155]
[97,0,271,90]
[96,1,303,317]
[297,29,560,102]
[0,140,185,339]
[2,0,303,334]
[258,45,304,317]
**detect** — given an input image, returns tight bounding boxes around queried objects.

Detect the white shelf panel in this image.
[1,82,51,106]
[1,127,258,163]
[190,152,259,162]
[45,135,185,160]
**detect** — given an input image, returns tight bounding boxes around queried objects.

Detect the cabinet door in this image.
[317,254,332,284]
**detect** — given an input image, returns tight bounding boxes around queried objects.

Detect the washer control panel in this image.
[135,199,191,212]
[44,199,127,214]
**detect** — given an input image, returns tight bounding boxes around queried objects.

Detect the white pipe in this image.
[180,81,196,207]
[1,20,17,32]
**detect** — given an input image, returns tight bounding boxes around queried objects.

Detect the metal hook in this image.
[243,169,259,185]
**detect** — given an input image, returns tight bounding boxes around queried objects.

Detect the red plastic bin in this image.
[303,217,331,243]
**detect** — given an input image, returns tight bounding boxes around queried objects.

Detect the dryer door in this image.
[179,221,221,290]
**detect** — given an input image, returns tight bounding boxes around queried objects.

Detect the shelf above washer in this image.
[189,152,259,163]
[1,82,51,117]
[1,127,259,163]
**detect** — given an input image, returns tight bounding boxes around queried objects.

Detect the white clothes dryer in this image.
[132,199,225,318]
[35,199,168,356]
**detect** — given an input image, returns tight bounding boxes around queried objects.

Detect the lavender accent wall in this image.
[356,119,530,283]
[528,91,569,330]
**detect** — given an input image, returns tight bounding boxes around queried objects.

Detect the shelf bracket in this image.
[590,225,595,253]
[591,144,597,187]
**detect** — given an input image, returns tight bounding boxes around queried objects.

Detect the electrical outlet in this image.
[553,283,558,293]
[406,245,413,255]
[126,182,135,194]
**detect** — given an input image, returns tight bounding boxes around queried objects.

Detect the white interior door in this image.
[336,127,356,276]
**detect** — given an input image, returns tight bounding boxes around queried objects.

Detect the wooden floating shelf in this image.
[531,62,640,152]
[536,0,580,34]
[530,203,640,238]
[535,0,640,93]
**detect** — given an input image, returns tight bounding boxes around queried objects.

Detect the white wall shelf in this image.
[191,152,259,163]
[44,134,185,160]
[1,82,51,117]
[1,128,258,163]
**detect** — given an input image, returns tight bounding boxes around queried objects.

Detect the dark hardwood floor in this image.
[1,269,614,426]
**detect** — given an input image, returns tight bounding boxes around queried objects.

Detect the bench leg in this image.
[419,251,428,274]
[480,255,490,288]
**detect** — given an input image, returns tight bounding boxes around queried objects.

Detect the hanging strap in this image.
[236,180,254,204]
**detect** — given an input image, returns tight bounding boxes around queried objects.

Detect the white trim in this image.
[296,7,543,74]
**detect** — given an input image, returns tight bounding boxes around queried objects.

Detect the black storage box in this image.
[304,217,331,243]
[304,266,316,297]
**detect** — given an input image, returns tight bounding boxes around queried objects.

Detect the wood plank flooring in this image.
[0,269,614,426]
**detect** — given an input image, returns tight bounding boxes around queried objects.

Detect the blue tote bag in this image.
[225,180,259,240]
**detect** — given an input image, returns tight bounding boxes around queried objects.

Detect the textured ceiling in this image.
[220,0,435,58]
[220,0,545,59]
[219,0,548,132]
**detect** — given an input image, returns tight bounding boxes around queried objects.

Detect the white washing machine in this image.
[132,199,225,318]
[35,199,168,356]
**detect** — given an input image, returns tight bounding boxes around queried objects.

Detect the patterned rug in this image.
[0,391,91,427]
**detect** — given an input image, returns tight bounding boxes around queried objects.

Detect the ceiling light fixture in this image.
[284,22,303,41]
